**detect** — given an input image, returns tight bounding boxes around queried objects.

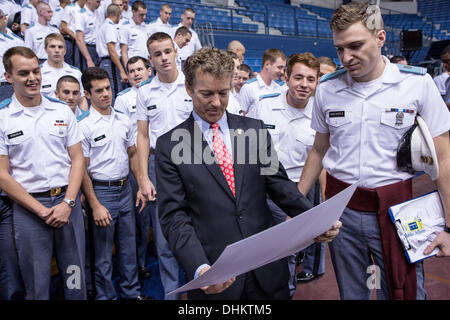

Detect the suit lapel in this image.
[186,113,236,201]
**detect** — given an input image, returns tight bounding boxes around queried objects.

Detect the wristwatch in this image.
[63,198,75,208]
[444,225,450,234]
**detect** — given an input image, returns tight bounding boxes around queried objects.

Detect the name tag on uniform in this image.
[36,37,43,40]
[94,134,106,142]
[131,34,137,37]
[42,84,51,88]
[329,111,345,118]
[7,131,23,139]
[147,105,156,110]
[264,124,276,129]
[89,22,94,26]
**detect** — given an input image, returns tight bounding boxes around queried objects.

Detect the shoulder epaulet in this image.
[245,78,257,84]
[80,7,86,13]
[10,32,23,41]
[138,78,152,88]
[21,4,32,9]
[44,95,67,105]
[108,20,114,25]
[275,80,285,86]
[68,3,75,6]
[69,65,80,71]
[0,98,12,110]
[113,108,124,114]
[55,8,61,12]
[39,63,43,68]
[26,23,34,29]
[117,87,131,96]
[0,31,13,40]
[319,68,347,83]
[259,92,281,101]
[395,64,427,76]
[77,109,90,122]
[122,20,130,25]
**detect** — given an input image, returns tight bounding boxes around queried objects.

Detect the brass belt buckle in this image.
[50,187,62,197]
[119,178,127,186]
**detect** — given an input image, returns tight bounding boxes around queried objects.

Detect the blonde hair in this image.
[330,2,384,34]
[45,33,66,49]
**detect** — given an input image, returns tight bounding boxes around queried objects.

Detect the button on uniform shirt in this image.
[170,23,201,62]
[248,92,315,182]
[120,19,150,62]
[147,17,171,36]
[74,6,103,45]
[0,0,20,19]
[0,28,24,82]
[96,18,120,58]
[135,72,193,149]
[0,94,82,193]
[114,85,138,138]
[20,3,37,27]
[40,60,84,97]
[24,23,60,60]
[61,2,82,35]
[311,57,450,189]
[78,107,136,181]
[238,74,284,115]
[433,72,449,96]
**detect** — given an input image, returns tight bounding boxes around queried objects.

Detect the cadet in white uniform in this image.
[74,0,102,71]
[433,45,450,99]
[20,0,38,33]
[170,8,201,63]
[0,9,24,100]
[119,0,149,68]
[0,0,20,20]
[60,0,85,66]
[172,26,191,71]
[0,46,86,300]
[55,75,86,117]
[24,2,59,62]
[147,3,171,36]
[238,48,286,115]
[136,32,192,300]
[96,4,126,100]
[298,3,450,300]
[78,67,147,300]
[114,56,153,279]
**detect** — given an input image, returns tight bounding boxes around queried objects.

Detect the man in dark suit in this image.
[155,47,341,300]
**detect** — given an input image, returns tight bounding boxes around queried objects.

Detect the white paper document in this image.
[169,182,358,295]
[389,191,445,263]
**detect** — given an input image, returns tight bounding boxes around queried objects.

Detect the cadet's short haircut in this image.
[56,75,80,91]
[183,8,195,15]
[183,47,234,90]
[3,46,38,74]
[330,2,384,34]
[286,52,320,78]
[262,48,286,67]
[174,26,191,38]
[45,32,66,49]
[239,63,252,75]
[161,4,171,10]
[81,67,110,93]
[131,0,146,11]
[146,32,173,50]
[106,4,121,17]
[317,56,336,69]
[127,56,151,71]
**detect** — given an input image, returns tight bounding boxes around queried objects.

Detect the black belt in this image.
[0,82,10,87]
[86,43,96,47]
[92,177,128,187]
[64,36,74,41]
[30,186,67,198]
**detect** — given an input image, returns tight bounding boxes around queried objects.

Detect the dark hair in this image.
[81,67,110,93]
[127,56,151,71]
[239,63,252,75]
[442,45,450,56]
[3,46,38,74]
[131,0,146,11]
[56,75,80,91]
[146,32,173,50]
[286,52,320,78]
[390,55,407,64]
[317,56,336,68]
[174,26,191,38]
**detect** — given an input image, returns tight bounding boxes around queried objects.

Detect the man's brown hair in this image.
[330,2,384,34]
[146,32,173,52]
[3,46,38,74]
[262,48,286,67]
[44,32,66,49]
[286,52,320,78]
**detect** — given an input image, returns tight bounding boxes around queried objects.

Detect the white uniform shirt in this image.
[0,28,24,82]
[49,5,63,29]
[78,106,135,180]
[74,6,103,45]
[433,72,449,96]
[20,3,37,27]
[170,23,201,62]
[120,19,150,61]
[121,6,132,22]
[147,17,171,36]
[0,94,82,193]
[227,91,242,115]
[248,92,315,182]
[173,40,182,70]
[114,85,138,136]
[24,23,59,59]
[135,72,193,149]
[96,18,120,58]
[0,0,20,19]
[40,61,83,97]
[311,57,450,189]
[238,74,284,114]
[61,2,82,35]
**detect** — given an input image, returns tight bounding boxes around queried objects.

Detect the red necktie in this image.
[211,123,235,197]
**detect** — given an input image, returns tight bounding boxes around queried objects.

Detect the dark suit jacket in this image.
[155,112,312,299]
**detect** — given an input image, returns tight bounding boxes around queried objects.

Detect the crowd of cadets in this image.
[0,0,449,301]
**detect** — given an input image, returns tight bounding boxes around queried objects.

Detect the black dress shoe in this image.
[138,266,152,279]
[296,271,324,283]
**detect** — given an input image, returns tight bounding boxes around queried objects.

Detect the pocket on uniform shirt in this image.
[90,134,110,147]
[325,110,352,128]
[49,125,68,138]
[5,129,31,146]
[380,111,415,130]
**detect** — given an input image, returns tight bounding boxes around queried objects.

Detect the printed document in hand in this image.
[169,182,358,295]
[388,191,445,263]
